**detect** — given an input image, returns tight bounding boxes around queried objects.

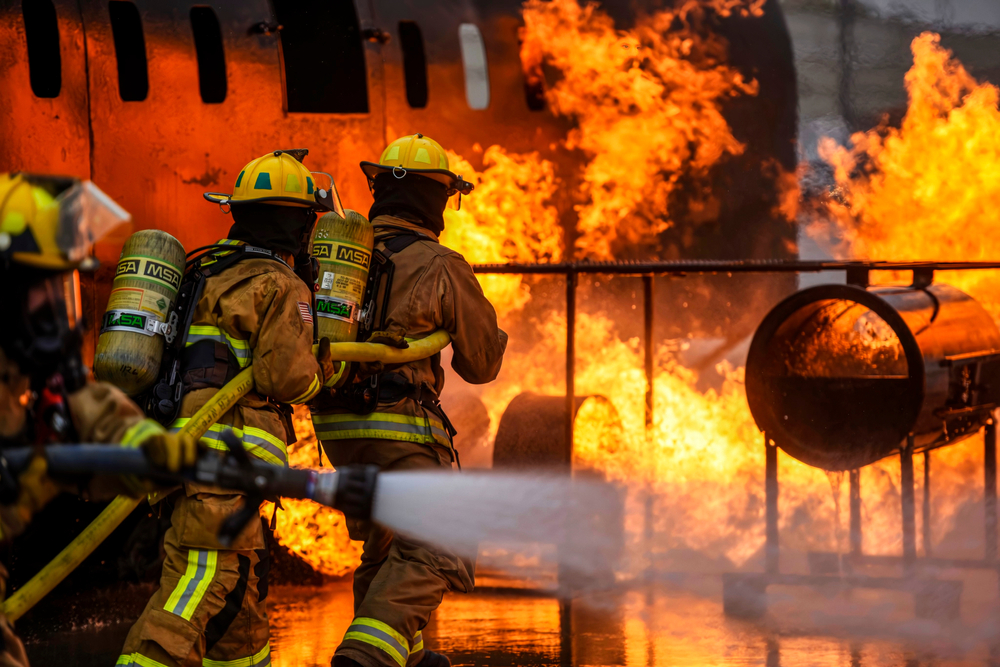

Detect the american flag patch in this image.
[298,302,314,325]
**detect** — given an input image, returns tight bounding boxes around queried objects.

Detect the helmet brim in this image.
[360,162,474,195]
[203,192,322,209]
[11,251,87,271]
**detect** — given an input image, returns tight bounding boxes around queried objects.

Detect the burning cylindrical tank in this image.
[746,282,1000,471]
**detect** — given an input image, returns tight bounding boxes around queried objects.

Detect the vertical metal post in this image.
[559,599,573,667]
[765,435,779,575]
[986,418,997,562]
[849,469,862,557]
[643,275,655,432]
[923,451,932,557]
[565,271,577,469]
[901,436,917,570]
[643,275,656,568]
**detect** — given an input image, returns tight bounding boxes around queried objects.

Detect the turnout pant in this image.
[118,492,271,667]
[321,438,474,667]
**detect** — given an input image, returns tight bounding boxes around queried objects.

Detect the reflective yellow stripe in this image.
[289,374,322,405]
[170,418,287,466]
[163,548,218,620]
[411,631,424,653]
[187,325,252,368]
[344,617,409,667]
[202,642,271,667]
[117,654,172,667]
[312,412,451,448]
[120,419,163,449]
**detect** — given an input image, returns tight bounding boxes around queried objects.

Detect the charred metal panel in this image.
[0,0,91,177]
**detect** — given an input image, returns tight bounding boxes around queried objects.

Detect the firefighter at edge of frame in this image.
[0,173,198,667]
[118,150,346,667]
[313,133,508,667]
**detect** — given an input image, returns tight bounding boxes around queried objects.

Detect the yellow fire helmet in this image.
[0,173,131,271]
[205,149,345,216]
[360,134,474,196]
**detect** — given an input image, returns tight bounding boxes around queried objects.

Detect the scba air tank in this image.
[312,209,374,343]
[94,230,186,395]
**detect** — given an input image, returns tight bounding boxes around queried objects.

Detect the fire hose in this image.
[2,331,452,621]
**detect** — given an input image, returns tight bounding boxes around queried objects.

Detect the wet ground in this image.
[20,570,1000,667]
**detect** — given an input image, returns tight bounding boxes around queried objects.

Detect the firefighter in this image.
[119,151,344,667]
[313,134,508,667]
[0,173,196,666]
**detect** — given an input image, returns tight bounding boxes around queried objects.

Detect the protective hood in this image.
[228,203,316,256]
[368,172,449,236]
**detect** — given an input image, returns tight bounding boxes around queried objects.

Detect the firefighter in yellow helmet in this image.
[0,173,196,666]
[313,134,507,667]
[119,150,345,667]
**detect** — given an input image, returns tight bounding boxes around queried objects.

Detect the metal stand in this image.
[722,434,964,621]
[850,469,862,558]
[766,436,779,574]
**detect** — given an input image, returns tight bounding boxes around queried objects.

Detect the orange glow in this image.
[264,407,362,578]
[520,0,759,258]
[815,32,1000,315]
[805,32,1000,554]
[272,18,990,579]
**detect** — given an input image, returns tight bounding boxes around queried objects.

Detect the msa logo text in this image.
[144,261,181,289]
[116,260,140,277]
[335,245,370,269]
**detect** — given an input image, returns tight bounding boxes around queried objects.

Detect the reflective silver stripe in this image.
[172,550,210,614]
[198,427,287,466]
[314,420,429,437]
[345,624,409,663]
[314,419,450,447]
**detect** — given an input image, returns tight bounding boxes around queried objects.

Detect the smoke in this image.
[372,471,625,592]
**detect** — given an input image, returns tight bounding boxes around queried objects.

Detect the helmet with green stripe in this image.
[204,149,344,216]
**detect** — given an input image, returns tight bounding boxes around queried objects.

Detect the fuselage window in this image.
[399,21,428,109]
[22,0,61,98]
[190,6,227,104]
[272,0,368,113]
[108,1,149,101]
[458,23,489,110]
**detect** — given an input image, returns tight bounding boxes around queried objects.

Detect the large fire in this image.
[268,9,995,578]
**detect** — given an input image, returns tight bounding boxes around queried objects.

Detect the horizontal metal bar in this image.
[845,553,1000,571]
[723,571,964,593]
[472,259,1000,276]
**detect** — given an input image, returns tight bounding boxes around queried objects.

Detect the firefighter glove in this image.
[316,337,347,388]
[143,430,197,473]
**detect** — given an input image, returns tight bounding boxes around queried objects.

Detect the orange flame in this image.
[520,0,759,257]
[815,32,1000,314]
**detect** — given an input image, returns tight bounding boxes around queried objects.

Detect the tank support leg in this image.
[766,435,779,575]
[986,418,997,563]
[901,436,917,572]
[923,452,932,557]
[850,469,862,559]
